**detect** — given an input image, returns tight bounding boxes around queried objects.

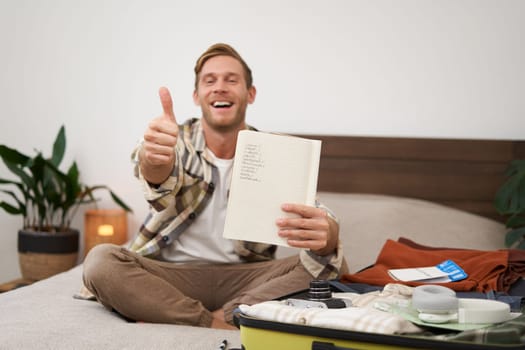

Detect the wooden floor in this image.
[0,278,33,293]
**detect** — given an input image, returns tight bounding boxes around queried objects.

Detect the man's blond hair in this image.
[194,43,253,89]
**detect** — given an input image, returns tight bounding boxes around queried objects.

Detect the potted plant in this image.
[0,125,132,280]
[494,159,525,249]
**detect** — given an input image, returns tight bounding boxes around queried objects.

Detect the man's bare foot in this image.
[211,309,237,330]
[211,318,237,330]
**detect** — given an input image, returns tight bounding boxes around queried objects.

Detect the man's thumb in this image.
[158,86,176,122]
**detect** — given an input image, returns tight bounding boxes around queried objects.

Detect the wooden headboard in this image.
[297,135,525,222]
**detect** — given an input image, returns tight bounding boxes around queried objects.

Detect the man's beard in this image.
[201,106,247,133]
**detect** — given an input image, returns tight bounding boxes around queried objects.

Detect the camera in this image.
[285,280,351,309]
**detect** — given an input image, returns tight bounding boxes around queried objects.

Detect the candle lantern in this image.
[84,209,128,257]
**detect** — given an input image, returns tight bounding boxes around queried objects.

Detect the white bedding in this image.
[0,193,507,349]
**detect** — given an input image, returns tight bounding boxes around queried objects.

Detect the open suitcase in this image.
[236,281,525,350]
[237,313,525,350]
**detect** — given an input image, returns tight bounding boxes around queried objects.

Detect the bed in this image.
[0,135,522,349]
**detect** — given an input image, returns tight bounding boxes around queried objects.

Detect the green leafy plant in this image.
[0,125,132,232]
[494,159,525,249]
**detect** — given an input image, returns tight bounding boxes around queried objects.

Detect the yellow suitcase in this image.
[237,313,525,350]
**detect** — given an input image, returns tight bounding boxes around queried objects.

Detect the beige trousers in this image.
[83,244,346,327]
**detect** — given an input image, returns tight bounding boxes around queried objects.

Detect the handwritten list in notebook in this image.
[223,130,321,246]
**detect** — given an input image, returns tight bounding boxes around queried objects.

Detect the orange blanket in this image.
[341,239,509,292]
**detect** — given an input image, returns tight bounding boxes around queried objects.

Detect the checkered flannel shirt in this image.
[128,118,344,279]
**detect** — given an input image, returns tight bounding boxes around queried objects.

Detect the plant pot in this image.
[17,228,79,281]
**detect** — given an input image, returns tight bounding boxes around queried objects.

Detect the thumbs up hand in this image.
[140,87,179,184]
[158,86,177,123]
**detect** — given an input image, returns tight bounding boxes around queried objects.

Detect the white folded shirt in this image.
[239,300,422,335]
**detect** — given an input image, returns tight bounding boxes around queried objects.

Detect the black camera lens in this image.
[308,280,332,301]
[306,279,349,309]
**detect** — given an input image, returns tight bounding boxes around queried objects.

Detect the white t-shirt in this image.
[160,149,242,263]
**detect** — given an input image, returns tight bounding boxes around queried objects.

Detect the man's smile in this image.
[212,101,233,109]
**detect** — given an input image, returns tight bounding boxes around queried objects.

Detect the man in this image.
[83,43,347,329]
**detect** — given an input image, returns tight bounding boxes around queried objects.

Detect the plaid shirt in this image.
[129,118,344,279]
[442,313,525,346]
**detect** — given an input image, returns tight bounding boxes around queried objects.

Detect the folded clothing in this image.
[239,298,422,335]
[341,238,513,292]
[442,313,525,345]
[398,238,525,292]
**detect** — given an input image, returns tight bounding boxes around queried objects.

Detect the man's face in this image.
[193,55,256,133]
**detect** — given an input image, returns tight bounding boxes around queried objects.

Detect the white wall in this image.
[0,0,523,282]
